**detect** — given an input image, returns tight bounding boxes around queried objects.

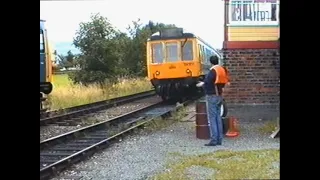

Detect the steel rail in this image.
[40,97,197,180]
[40,90,156,126]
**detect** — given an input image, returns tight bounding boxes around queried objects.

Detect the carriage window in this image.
[202,46,207,63]
[166,42,178,62]
[40,30,45,53]
[198,45,202,62]
[181,41,193,61]
[199,45,205,63]
[152,43,164,63]
[205,48,213,63]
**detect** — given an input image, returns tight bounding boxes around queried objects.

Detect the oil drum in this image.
[195,98,210,139]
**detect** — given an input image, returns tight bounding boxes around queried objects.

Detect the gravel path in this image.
[40,96,161,142]
[51,103,279,180]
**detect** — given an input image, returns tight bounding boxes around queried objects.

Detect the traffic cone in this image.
[225,116,240,138]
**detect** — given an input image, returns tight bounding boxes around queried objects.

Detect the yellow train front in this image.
[146,28,222,101]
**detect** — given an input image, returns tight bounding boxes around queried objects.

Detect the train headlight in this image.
[186,69,191,73]
[156,71,160,75]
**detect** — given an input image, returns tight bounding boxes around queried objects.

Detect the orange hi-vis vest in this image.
[211,65,230,84]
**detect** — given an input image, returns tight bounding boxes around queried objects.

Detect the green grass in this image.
[258,117,279,134]
[47,74,153,110]
[152,149,280,180]
[51,74,70,87]
[141,106,187,133]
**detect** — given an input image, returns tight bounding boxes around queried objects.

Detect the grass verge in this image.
[139,106,187,134]
[258,117,280,134]
[47,74,153,110]
[152,149,280,180]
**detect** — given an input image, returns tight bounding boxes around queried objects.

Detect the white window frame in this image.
[228,0,279,26]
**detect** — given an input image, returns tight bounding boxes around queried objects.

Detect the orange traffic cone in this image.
[225,116,240,137]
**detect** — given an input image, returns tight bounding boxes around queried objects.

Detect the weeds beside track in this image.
[40,90,156,126]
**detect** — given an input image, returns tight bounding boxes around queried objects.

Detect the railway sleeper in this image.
[124,116,146,126]
[81,136,107,140]
[41,152,72,156]
[50,147,85,151]
[41,159,61,164]
[70,117,82,121]
[57,176,83,180]
[72,140,100,144]
[53,122,70,126]
[89,132,109,136]
[64,143,95,147]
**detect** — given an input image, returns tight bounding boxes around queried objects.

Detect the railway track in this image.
[40,90,156,126]
[40,97,197,180]
[40,96,48,112]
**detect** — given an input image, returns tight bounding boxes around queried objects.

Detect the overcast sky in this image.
[40,0,224,49]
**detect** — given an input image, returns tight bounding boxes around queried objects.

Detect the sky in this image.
[40,0,225,53]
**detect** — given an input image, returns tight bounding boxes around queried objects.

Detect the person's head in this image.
[209,55,219,65]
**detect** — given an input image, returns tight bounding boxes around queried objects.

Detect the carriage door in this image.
[40,29,46,83]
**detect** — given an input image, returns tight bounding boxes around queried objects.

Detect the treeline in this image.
[57,13,176,86]
[53,50,78,71]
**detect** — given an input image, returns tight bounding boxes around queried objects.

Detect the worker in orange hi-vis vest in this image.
[196,55,230,146]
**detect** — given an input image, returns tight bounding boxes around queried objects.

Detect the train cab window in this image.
[152,43,164,63]
[181,41,193,61]
[165,42,178,62]
[40,30,45,53]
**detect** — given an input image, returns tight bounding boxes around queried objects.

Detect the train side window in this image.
[198,44,203,62]
[209,50,213,62]
[152,43,164,63]
[202,46,207,63]
[40,30,45,53]
[181,41,193,61]
[205,48,212,63]
[165,42,178,62]
[198,45,201,58]
[200,45,205,63]
[206,50,210,63]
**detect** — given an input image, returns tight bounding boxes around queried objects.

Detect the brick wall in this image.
[223,49,280,105]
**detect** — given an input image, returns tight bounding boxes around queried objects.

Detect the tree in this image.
[123,20,176,76]
[66,50,75,65]
[56,52,73,70]
[52,50,61,72]
[71,13,122,85]
[69,13,177,85]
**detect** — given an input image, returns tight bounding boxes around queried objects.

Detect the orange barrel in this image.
[195,98,210,139]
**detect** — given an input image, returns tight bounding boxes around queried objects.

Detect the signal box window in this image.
[152,43,164,63]
[181,41,193,61]
[229,0,279,25]
[166,42,178,62]
[40,30,45,53]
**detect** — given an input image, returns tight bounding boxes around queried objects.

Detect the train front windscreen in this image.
[151,40,194,63]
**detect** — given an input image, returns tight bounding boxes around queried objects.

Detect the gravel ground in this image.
[40,96,161,142]
[52,103,280,180]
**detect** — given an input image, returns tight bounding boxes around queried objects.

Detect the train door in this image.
[40,29,46,83]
